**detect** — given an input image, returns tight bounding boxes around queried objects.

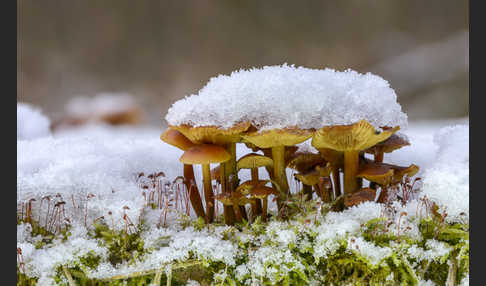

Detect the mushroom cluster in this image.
[161,119,418,225]
[161,65,418,225]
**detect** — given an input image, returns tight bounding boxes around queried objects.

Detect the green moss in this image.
[92,222,147,266]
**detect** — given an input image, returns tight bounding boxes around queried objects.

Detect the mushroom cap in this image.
[311,120,399,152]
[317,148,344,166]
[287,151,326,173]
[294,162,332,186]
[180,144,231,165]
[249,186,279,198]
[236,179,270,194]
[242,127,314,149]
[231,191,253,205]
[357,160,419,185]
[391,164,419,183]
[160,128,195,151]
[357,162,395,186]
[344,188,377,207]
[237,153,274,170]
[170,121,251,145]
[215,193,233,205]
[215,192,251,205]
[365,133,410,154]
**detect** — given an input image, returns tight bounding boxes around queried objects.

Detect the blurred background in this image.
[17,0,469,128]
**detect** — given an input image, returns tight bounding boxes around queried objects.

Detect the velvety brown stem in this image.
[318,178,332,203]
[221,142,238,226]
[220,162,235,225]
[262,197,268,222]
[239,205,248,221]
[202,164,214,223]
[250,167,263,214]
[232,201,243,223]
[331,166,341,198]
[183,164,205,219]
[251,168,259,180]
[375,149,384,163]
[250,200,258,220]
[303,184,313,201]
[313,184,322,199]
[377,185,389,203]
[343,150,360,195]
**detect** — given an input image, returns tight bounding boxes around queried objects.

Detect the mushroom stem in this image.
[251,168,259,180]
[331,166,341,198]
[377,185,389,203]
[232,200,243,223]
[370,150,383,190]
[262,197,268,222]
[343,150,360,195]
[317,178,332,203]
[272,146,289,205]
[374,149,384,163]
[221,142,238,226]
[202,164,214,223]
[183,164,205,219]
[303,184,313,201]
[239,205,248,221]
[220,162,235,225]
[250,167,263,215]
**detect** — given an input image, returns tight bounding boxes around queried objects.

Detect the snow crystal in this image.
[166,64,407,131]
[313,202,384,260]
[17,102,51,140]
[347,236,392,265]
[247,246,305,283]
[421,125,469,222]
[407,239,452,263]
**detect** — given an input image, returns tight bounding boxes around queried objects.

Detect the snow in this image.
[16,118,469,283]
[420,124,469,222]
[347,236,392,265]
[17,103,51,140]
[407,239,452,263]
[166,64,408,131]
[17,125,182,199]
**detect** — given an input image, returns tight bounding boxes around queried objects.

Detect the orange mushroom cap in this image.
[180,144,231,165]
[160,128,195,151]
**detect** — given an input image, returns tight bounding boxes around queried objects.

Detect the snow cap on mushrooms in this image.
[165,64,407,131]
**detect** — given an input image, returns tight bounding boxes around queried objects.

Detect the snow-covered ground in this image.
[16,74,468,284]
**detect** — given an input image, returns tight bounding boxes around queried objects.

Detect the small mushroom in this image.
[180,144,231,223]
[160,128,205,219]
[312,120,399,195]
[357,160,419,203]
[235,179,270,216]
[171,121,252,225]
[344,187,377,207]
[242,127,314,198]
[317,148,344,198]
[287,151,327,200]
[215,192,251,223]
[249,186,279,222]
[365,133,410,163]
[294,162,332,202]
[237,153,274,214]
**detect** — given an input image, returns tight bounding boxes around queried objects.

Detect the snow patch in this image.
[166,64,407,131]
